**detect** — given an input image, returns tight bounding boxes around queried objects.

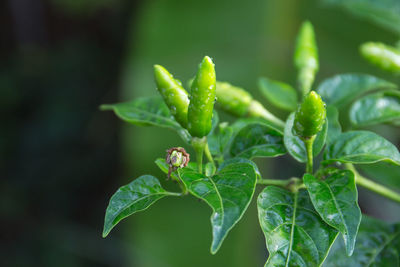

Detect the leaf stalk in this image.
[191,137,207,174]
[346,164,400,203]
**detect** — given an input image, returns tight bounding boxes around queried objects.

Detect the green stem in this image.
[303,135,315,174]
[257,178,290,187]
[257,177,305,193]
[204,142,215,168]
[192,137,207,174]
[346,164,400,203]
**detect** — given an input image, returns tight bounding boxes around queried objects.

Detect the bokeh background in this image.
[1,0,399,266]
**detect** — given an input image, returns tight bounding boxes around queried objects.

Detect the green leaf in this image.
[208,122,234,157]
[103,175,180,237]
[101,96,191,143]
[322,0,400,35]
[304,170,361,256]
[326,106,342,144]
[208,118,275,158]
[258,77,298,111]
[316,74,397,109]
[209,110,220,136]
[350,90,400,127]
[284,113,327,163]
[258,186,338,267]
[179,162,257,254]
[324,216,400,267]
[230,123,286,159]
[323,131,400,165]
[217,157,261,179]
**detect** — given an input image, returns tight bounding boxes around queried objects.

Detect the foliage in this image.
[101,21,400,266]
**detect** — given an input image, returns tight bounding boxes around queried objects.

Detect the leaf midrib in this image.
[111,192,176,222]
[328,153,399,165]
[114,107,179,128]
[322,180,350,247]
[285,190,298,267]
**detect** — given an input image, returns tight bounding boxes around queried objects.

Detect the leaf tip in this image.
[345,242,355,257]
[210,246,218,255]
[102,228,110,238]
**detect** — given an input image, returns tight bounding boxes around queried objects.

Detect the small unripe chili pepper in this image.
[166,147,190,179]
[294,21,319,96]
[154,64,190,128]
[360,42,400,74]
[214,81,285,131]
[187,79,285,131]
[215,81,253,117]
[187,56,216,137]
[293,91,326,138]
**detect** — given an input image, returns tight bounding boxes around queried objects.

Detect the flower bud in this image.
[166,147,190,179]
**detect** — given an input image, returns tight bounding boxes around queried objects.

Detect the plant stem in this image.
[257,178,290,187]
[257,177,305,193]
[346,164,400,203]
[303,135,316,174]
[204,142,215,167]
[191,137,207,174]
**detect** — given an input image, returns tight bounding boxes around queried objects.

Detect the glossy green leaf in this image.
[101,96,191,143]
[324,216,400,267]
[326,106,342,144]
[179,162,257,254]
[217,157,261,179]
[208,122,234,157]
[350,91,400,127]
[316,74,397,109]
[103,175,180,237]
[230,123,286,159]
[284,113,327,163]
[258,186,338,267]
[208,118,276,158]
[232,117,284,135]
[209,110,220,136]
[324,131,400,165]
[304,170,361,256]
[322,0,400,35]
[258,77,298,111]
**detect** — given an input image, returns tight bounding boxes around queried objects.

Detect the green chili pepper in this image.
[214,81,285,131]
[154,64,190,128]
[187,78,285,132]
[187,56,216,138]
[294,21,319,96]
[215,81,253,117]
[360,42,400,74]
[293,91,326,138]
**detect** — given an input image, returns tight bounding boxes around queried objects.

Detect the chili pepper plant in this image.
[101,21,400,266]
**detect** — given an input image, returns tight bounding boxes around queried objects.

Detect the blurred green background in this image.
[1,0,399,266]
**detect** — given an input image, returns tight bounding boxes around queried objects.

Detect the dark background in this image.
[1,0,399,266]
